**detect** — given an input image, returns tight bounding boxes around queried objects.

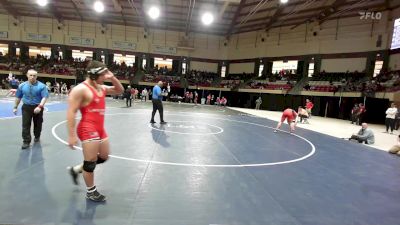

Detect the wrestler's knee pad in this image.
[83,161,96,172]
[96,156,108,164]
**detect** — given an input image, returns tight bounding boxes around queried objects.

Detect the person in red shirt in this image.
[221,97,227,106]
[305,99,314,118]
[66,60,124,202]
[216,97,221,106]
[274,108,298,133]
[358,103,366,125]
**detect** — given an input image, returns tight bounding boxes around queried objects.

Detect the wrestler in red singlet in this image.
[77,82,107,142]
[281,108,297,124]
[275,108,298,133]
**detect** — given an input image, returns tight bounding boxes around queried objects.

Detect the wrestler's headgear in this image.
[86,60,108,80]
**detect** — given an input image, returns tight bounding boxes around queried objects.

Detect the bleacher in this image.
[247,80,295,91]
[142,74,180,87]
[220,80,242,88]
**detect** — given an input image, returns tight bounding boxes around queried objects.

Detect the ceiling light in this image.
[280,0,289,4]
[94,1,105,13]
[36,0,48,7]
[148,6,160,20]
[201,12,214,26]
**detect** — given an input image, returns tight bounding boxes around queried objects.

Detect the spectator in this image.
[46,81,51,93]
[351,103,360,124]
[189,92,193,103]
[215,97,220,106]
[133,88,139,100]
[255,97,262,110]
[141,88,148,102]
[395,105,400,131]
[124,85,132,107]
[194,91,198,105]
[61,83,68,95]
[10,77,19,89]
[357,103,366,125]
[349,123,375,144]
[305,99,314,118]
[206,94,211,105]
[385,103,398,134]
[388,135,400,156]
[220,97,227,107]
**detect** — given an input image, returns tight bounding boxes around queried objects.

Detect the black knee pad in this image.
[83,161,96,172]
[96,157,108,164]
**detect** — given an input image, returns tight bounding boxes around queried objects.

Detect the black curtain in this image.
[50,47,59,60]
[64,49,72,60]
[297,61,304,75]
[107,54,114,66]
[172,59,180,74]
[149,57,155,69]
[265,61,273,75]
[20,46,29,62]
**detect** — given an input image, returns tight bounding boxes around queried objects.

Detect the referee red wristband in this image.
[38,105,43,109]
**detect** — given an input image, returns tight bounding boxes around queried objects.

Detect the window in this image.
[221,66,226,78]
[142,59,147,69]
[258,64,264,77]
[308,63,314,77]
[272,60,298,74]
[114,54,135,66]
[154,57,173,69]
[0,44,8,55]
[182,62,187,74]
[29,46,51,58]
[373,60,383,77]
[72,50,92,61]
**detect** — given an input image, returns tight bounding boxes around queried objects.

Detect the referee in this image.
[150,81,167,124]
[13,69,49,149]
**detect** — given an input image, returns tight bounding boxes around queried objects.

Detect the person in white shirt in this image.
[385,103,398,134]
[141,88,148,102]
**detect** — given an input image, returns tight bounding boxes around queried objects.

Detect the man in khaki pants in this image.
[389,135,400,156]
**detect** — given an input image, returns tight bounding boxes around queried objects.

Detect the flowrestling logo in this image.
[359,11,382,20]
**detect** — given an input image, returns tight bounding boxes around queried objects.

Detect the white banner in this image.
[69,37,81,45]
[152,45,177,54]
[69,37,94,46]
[0,31,8,38]
[26,33,51,42]
[112,41,136,50]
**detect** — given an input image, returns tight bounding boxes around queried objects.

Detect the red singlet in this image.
[280,108,297,124]
[77,82,107,142]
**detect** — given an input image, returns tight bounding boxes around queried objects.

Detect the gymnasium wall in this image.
[190,61,218,73]
[389,53,400,70]
[229,62,255,74]
[0,8,398,60]
[226,11,393,59]
[321,58,367,72]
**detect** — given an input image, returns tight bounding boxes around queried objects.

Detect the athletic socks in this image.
[86,185,106,202]
[73,164,83,173]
